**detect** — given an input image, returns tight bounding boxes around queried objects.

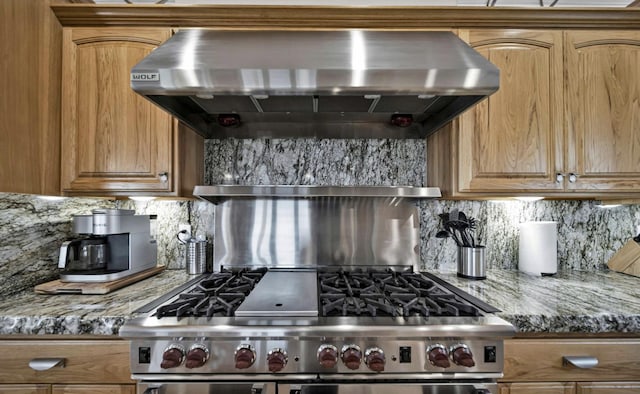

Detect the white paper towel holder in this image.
[518,221,558,276]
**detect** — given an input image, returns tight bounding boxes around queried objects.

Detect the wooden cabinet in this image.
[51,385,135,394]
[428,29,564,197]
[576,382,640,394]
[0,339,134,394]
[0,386,50,394]
[499,382,640,394]
[0,386,135,394]
[61,28,203,197]
[428,29,640,198]
[499,338,640,394]
[0,0,62,195]
[499,382,575,394]
[564,31,640,193]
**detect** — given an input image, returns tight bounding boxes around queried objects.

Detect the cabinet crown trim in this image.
[52,5,640,29]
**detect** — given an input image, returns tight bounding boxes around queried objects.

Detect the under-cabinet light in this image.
[597,203,621,209]
[36,195,67,202]
[514,196,544,202]
[129,196,157,202]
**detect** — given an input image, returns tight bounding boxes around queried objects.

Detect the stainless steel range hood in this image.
[131,29,499,139]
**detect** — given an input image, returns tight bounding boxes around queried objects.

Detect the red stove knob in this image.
[160,345,184,369]
[450,344,475,368]
[341,345,362,370]
[364,347,386,372]
[427,344,450,368]
[317,344,339,368]
[267,349,288,373]
[234,345,256,369]
[185,344,209,369]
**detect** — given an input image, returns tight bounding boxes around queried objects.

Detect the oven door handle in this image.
[288,385,302,394]
[140,383,266,394]
[287,385,493,394]
[142,385,162,394]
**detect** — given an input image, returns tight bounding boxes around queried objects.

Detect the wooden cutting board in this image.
[35,266,165,295]
[607,240,640,278]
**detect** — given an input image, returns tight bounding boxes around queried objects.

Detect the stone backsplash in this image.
[204,138,426,186]
[1,138,639,295]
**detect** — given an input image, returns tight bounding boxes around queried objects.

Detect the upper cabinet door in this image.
[565,31,640,192]
[61,28,173,195]
[456,30,564,193]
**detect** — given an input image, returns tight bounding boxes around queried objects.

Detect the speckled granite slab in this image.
[437,269,640,334]
[0,269,638,336]
[0,270,191,335]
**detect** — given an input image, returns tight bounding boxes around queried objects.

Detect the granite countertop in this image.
[0,269,638,336]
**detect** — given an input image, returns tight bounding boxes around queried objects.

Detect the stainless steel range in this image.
[120,186,515,394]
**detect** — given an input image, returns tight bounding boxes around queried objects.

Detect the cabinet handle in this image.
[563,356,598,369]
[556,173,564,183]
[29,358,65,371]
[158,172,169,183]
[568,173,578,183]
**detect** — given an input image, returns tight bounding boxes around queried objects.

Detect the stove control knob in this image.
[364,347,386,372]
[235,344,256,369]
[185,344,209,369]
[267,349,288,373]
[317,344,339,368]
[160,344,185,369]
[426,344,450,368]
[450,344,475,368]
[341,345,362,370]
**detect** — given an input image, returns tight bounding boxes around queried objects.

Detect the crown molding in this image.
[51,4,640,29]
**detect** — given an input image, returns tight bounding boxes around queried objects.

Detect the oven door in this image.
[138,382,276,394]
[279,383,497,394]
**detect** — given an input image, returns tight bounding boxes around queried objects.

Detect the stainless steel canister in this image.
[185,238,208,275]
[457,245,486,280]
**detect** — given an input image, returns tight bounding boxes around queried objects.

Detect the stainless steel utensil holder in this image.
[457,246,486,280]
[186,239,208,275]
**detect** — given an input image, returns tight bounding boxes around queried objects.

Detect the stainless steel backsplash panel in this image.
[213,197,420,271]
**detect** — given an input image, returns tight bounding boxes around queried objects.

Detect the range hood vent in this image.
[131,29,499,139]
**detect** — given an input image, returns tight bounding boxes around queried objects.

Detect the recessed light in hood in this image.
[131,29,499,139]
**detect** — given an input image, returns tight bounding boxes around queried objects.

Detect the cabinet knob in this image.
[568,173,578,183]
[556,173,564,183]
[29,358,65,371]
[158,172,169,183]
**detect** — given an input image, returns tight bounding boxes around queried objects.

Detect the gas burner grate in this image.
[319,269,482,318]
[154,268,267,319]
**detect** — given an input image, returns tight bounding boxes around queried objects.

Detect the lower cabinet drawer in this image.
[503,339,640,382]
[0,385,50,394]
[499,382,575,394]
[576,382,640,394]
[0,340,133,384]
